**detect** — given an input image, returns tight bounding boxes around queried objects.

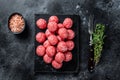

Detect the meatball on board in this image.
[35,14,80,73]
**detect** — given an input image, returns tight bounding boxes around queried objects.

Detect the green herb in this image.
[93,24,105,65]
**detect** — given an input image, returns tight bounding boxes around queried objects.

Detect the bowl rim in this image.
[8,12,26,34]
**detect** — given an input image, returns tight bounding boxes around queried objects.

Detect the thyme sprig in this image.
[93,24,105,65]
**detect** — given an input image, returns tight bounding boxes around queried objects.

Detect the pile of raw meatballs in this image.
[36,16,75,69]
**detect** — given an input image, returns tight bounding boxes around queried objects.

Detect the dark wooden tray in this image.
[34,14,80,74]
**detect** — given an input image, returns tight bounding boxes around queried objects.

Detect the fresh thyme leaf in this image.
[93,24,105,65]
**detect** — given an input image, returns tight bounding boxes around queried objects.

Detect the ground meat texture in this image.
[36,18,47,29]
[66,41,75,51]
[49,16,59,23]
[36,32,46,43]
[63,18,73,28]
[58,28,68,39]
[45,29,54,37]
[56,49,59,52]
[47,22,58,32]
[52,60,63,69]
[48,35,58,45]
[46,46,56,57]
[67,29,75,40]
[64,52,73,62]
[57,35,63,41]
[36,45,45,56]
[55,52,65,63]
[35,17,75,69]
[43,54,53,64]
[57,41,67,52]
[58,23,64,28]
[43,40,51,48]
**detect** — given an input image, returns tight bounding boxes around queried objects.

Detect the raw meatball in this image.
[43,54,53,64]
[48,35,58,45]
[48,22,58,32]
[52,60,63,69]
[58,23,64,28]
[57,41,67,52]
[49,16,59,23]
[55,52,65,63]
[66,41,75,51]
[46,46,56,57]
[45,29,54,37]
[64,52,73,62]
[36,18,47,29]
[36,45,45,56]
[67,29,75,40]
[63,18,73,28]
[43,40,51,48]
[57,35,63,41]
[36,32,46,43]
[58,28,68,39]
